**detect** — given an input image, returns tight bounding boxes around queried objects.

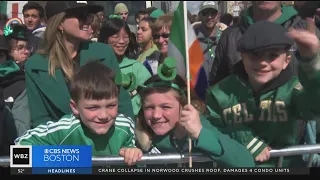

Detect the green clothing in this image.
[145,115,255,167]
[241,5,298,26]
[0,60,20,77]
[25,41,134,127]
[15,113,135,156]
[136,44,158,63]
[119,57,151,117]
[205,54,320,167]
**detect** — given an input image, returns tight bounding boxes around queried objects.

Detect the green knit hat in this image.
[114,3,128,14]
[150,9,165,19]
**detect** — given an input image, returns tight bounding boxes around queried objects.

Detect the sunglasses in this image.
[65,9,90,22]
[201,10,218,17]
[153,33,170,39]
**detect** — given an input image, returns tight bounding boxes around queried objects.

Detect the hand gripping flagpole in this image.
[183,1,192,168]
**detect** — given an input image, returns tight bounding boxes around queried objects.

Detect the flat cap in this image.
[237,20,294,52]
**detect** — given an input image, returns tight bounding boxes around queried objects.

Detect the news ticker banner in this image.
[9,145,311,175]
[9,167,311,175]
[10,145,92,175]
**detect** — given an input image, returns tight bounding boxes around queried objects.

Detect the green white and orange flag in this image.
[168,1,204,89]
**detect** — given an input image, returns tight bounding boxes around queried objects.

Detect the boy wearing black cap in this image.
[205,20,320,167]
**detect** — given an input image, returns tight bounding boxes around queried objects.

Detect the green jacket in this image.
[15,113,135,156]
[25,41,134,128]
[206,54,320,167]
[141,115,255,167]
[119,57,151,117]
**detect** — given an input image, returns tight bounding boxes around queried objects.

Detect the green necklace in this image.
[207,28,222,58]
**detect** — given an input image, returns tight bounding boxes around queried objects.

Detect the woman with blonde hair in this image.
[25,1,134,127]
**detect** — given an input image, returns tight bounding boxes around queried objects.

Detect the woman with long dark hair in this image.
[98,16,151,118]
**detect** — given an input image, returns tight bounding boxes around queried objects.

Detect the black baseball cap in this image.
[45,1,104,19]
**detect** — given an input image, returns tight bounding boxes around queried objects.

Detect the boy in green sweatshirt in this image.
[15,61,142,166]
[206,19,320,167]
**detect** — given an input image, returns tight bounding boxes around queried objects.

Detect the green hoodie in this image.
[119,57,151,118]
[241,5,298,26]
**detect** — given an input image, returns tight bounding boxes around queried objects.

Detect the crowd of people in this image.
[1,1,320,168]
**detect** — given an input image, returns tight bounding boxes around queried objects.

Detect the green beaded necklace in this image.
[207,28,222,58]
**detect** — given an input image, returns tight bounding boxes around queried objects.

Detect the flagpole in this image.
[183,1,192,168]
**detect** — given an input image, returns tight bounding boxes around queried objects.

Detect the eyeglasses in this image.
[111,36,130,43]
[65,11,93,23]
[153,33,170,39]
[12,45,33,52]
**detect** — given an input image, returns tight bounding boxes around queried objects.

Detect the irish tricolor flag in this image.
[168,1,204,89]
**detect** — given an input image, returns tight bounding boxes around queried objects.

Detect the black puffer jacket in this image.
[209,6,320,85]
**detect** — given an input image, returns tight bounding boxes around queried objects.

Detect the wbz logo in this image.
[10,145,32,168]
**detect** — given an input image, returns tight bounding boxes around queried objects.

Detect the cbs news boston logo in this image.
[10,145,92,175]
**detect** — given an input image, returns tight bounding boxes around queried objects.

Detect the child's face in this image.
[70,96,119,135]
[143,90,181,136]
[10,40,30,64]
[242,48,291,87]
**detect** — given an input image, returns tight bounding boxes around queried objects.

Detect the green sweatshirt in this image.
[119,57,151,118]
[206,54,320,167]
[15,113,136,156]
[145,115,255,167]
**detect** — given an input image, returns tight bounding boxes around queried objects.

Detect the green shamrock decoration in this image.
[3,26,13,37]
[17,31,24,39]
[109,15,122,20]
